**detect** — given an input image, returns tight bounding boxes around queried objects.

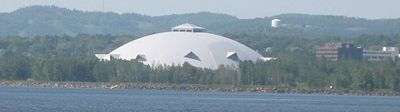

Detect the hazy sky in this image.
[1,0,399,19]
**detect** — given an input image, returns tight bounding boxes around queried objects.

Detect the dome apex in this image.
[172,23,206,32]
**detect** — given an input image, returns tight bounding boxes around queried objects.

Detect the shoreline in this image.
[1,80,399,96]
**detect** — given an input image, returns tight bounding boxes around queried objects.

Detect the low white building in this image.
[363,47,399,61]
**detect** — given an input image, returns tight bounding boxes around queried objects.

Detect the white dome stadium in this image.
[96,23,266,69]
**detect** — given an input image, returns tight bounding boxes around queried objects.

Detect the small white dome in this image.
[97,24,263,69]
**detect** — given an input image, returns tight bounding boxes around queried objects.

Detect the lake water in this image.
[0,87,399,112]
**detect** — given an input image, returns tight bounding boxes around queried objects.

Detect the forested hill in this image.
[0,6,400,38]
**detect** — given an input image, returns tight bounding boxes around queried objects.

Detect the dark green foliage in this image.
[0,54,31,80]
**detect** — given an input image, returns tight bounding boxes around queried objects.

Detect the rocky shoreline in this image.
[0,80,242,92]
[1,80,399,96]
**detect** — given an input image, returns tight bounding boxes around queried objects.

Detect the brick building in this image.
[316,43,363,61]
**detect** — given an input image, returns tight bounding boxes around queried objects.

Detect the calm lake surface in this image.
[0,87,400,112]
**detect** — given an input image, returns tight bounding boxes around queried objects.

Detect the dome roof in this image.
[96,24,263,69]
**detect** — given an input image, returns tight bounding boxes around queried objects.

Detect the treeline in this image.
[0,55,238,85]
[0,54,399,92]
[0,34,400,92]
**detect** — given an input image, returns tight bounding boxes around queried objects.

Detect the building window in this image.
[226,51,240,61]
[184,52,201,61]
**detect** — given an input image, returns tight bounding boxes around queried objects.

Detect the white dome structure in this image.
[96,23,265,69]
